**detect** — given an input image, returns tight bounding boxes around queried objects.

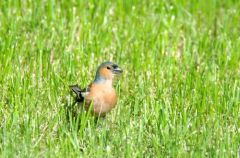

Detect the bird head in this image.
[94,61,123,83]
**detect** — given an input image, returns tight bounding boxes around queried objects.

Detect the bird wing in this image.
[69,84,92,102]
[69,84,84,102]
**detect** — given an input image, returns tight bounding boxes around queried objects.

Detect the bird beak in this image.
[113,67,123,74]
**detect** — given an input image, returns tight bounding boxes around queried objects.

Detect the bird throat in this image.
[94,75,113,86]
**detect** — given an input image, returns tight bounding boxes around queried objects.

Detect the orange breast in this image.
[85,83,117,116]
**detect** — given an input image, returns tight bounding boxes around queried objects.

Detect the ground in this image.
[0,0,239,157]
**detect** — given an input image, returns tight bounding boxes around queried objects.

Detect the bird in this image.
[70,61,123,117]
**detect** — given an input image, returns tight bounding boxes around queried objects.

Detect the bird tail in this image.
[69,84,84,102]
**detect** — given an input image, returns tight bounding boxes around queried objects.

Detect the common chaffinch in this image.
[70,61,123,117]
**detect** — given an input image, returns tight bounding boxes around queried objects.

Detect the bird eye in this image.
[107,66,111,70]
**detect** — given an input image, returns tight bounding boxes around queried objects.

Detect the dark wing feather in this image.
[69,84,92,102]
[69,84,84,102]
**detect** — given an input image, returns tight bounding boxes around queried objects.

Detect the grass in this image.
[0,0,240,157]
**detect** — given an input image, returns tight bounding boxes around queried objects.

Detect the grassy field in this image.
[0,0,240,157]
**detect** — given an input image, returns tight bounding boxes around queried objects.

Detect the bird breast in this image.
[85,84,117,116]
